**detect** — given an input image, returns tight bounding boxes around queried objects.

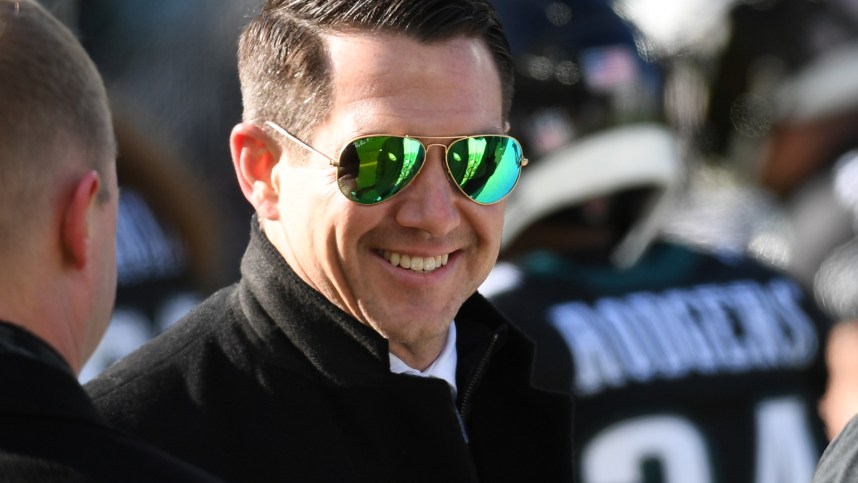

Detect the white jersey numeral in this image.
[580,397,817,483]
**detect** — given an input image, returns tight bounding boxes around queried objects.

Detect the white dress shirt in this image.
[389,322,458,399]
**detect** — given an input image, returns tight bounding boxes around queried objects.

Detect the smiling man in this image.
[85,1,573,481]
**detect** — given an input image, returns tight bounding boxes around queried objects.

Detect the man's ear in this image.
[62,170,100,270]
[230,122,282,220]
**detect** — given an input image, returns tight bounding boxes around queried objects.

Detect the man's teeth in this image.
[383,251,449,272]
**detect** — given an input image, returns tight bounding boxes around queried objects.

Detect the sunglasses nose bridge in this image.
[422,142,450,155]
[423,142,465,192]
[422,141,455,171]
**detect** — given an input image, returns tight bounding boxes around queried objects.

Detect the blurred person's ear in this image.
[230,123,281,221]
[62,171,101,269]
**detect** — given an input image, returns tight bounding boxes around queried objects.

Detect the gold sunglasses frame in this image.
[263,120,528,205]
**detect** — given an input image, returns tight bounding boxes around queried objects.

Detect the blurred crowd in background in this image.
[40,0,858,459]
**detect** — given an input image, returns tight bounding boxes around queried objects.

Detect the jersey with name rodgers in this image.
[483,240,832,483]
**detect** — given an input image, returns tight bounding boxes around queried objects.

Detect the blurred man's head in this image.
[491,0,678,267]
[0,0,118,373]
[704,0,858,195]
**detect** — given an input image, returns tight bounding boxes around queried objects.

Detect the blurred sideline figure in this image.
[40,2,233,384]
[482,1,831,482]
[696,3,858,480]
[73,0,256,283]
[0,1,220,480]
[79,104,227,383]
[702,0,858,295]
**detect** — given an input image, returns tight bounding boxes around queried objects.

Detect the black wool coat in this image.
[86,220,573,482]
[0,321,222,482]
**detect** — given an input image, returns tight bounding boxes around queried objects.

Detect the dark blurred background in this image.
[38,0,858,381]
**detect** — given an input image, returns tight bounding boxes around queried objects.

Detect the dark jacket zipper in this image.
[457,331,501,438]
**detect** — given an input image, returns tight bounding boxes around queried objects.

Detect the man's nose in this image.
[392,146,461,236]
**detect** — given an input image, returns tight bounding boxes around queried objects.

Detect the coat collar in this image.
[0,321,72,375]
[238,217,395,387]
[0,321,106,425]
[236,217,512,389]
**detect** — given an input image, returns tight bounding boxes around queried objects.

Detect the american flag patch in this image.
[580,45,639,92]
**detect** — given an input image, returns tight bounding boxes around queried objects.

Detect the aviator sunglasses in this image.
[265,121,528,205]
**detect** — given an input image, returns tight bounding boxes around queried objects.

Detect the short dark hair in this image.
[237,0,514,150]
[0,0,115,245]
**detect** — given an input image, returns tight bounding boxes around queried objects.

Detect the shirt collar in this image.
[389,321,458,398]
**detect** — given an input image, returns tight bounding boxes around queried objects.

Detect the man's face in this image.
[266,33,506,361]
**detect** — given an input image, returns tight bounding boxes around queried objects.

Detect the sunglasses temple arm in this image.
[264,121,339,167]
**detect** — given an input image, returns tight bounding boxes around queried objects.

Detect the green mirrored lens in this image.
[337,136,424,204]
[446,136,523,204]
